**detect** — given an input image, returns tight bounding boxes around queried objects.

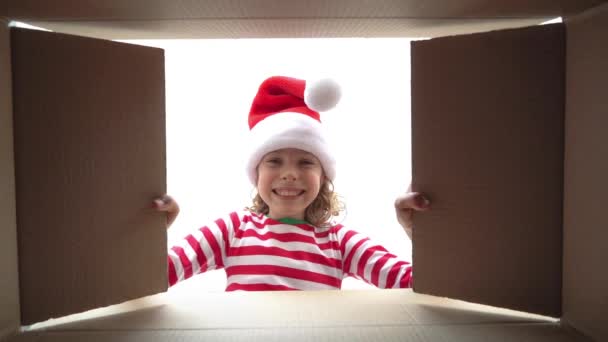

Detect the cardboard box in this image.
[1,1,606,341]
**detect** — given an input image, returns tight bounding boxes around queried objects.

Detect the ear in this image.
[320,172,327,183]
[322,174,332,188]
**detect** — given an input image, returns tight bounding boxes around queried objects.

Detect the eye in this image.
[265,158,281,165]
[299,159,316,166]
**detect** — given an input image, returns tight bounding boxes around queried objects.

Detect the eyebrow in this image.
[265,152,317,160]
[300,156,317,161]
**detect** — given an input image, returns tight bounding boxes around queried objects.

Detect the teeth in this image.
[275,190,301,196]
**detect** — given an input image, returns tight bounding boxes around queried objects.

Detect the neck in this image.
[268,210,305,221]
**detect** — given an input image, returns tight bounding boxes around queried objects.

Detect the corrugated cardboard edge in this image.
[0,18,21,341]
[563,3,608,342]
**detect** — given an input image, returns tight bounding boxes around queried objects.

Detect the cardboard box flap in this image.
[13,324,587,342]
[1,0,604,20]
[3,0,605,40]
[0,20,20,340]
[411,24,565,317]
[22,18,549,40]
[5,0,604,40]
[11,27,167,325]
[31,290,556,331]
[16,291,584,342]
[563,3,608,342]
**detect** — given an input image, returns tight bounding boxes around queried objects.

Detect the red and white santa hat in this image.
[246,76,341,185]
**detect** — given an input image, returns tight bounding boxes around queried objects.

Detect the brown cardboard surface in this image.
[411,24,565,316]
[29,290,554,331]
[10,324,589,342]
[25,18,547,40]
[563,3,608,342]
[1,0,603,20]
[9,290,588,342]
[0,1,607,341]
[0,20,20,341]
[11,28,167,325]
[4,0,606,40]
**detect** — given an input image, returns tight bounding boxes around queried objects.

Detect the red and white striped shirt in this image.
[168,210,413,291]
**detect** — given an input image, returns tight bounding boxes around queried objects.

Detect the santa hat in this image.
[246,76,341,185]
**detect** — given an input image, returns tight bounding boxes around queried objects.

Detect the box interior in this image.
[1,1,607,341]
[562,4,608,341]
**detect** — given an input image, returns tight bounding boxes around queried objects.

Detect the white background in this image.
[126,38,414,291]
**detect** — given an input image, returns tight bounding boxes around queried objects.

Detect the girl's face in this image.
[257,148,324,221]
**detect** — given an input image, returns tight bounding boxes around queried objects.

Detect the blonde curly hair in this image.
[248,178,344,228]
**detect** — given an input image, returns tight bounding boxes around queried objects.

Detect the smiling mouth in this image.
[273,189,305,197]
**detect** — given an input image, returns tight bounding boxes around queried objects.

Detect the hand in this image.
[153,195,180,229]
[394,187,431,240]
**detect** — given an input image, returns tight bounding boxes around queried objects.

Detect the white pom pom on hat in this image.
[304,78,342,112]
[246,76,341,185]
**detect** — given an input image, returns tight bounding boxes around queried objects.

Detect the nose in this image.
[280,166,297,181]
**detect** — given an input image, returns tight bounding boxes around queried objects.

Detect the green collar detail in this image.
[277,217,309,225]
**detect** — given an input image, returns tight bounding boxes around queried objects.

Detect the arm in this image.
[337,189,431,289]
[337,226,413,288]
[153,195,238,287]
[167,211,239,287]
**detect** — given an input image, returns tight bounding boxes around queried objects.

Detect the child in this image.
[155,76,430,291]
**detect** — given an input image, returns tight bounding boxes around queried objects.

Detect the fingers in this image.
[395,187,431,240]
[394,192,431,211]
[153,199,165,210]
[396,207,413,227]
[153,195,175,211]
[152,195,180,229]
[395,207,414,240]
